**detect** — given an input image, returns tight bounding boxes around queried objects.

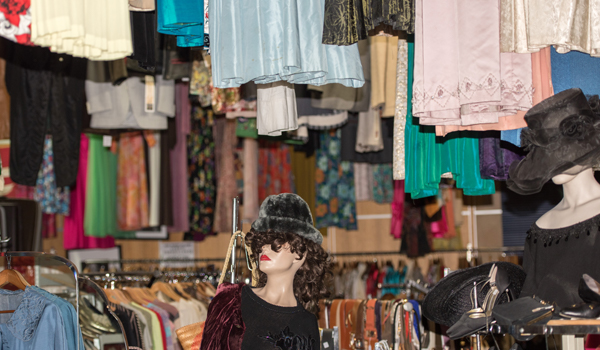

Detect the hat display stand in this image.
[218,197,258,286]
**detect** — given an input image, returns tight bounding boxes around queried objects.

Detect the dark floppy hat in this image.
[422,262,526,327]
[508,88,600,195]
[251,193,323,245]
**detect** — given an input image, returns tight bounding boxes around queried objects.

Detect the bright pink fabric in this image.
[430,206,448,238]
[63,134,115,250]
[390,180,405,239]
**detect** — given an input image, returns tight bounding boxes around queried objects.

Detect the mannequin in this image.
[200,193,331,350]
[536,167,600,229]
[251,243,306,307]
[508,88,600,307]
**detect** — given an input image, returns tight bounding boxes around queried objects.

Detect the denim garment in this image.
[31,287,84,350]
[0,287,68,350]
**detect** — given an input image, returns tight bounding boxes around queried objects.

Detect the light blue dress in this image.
[209,0,365,88]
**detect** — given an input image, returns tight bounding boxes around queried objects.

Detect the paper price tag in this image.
[103,135,112,147]
[144,75,156,113]
[323,342,329,349]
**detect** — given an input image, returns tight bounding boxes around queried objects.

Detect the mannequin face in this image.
[258,243,306,276]
[552,165,587,184]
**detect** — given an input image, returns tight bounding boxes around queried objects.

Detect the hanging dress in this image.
[209,0,364,88]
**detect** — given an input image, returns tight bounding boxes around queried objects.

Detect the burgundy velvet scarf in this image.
[200,282,246,350]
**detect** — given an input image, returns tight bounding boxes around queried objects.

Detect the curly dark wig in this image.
[245,229,332,315]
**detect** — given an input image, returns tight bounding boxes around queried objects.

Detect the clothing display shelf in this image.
[0,251,81,350]
[78,276,129,349]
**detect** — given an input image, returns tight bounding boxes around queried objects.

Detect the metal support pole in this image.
[230,197,239,283]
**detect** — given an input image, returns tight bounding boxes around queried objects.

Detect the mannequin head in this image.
[246,229,331,314]
[258,242,306,276]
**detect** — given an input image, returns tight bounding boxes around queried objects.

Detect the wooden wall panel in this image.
[44,193,506,274]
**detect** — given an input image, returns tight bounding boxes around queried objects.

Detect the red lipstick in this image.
[260,255,271,261]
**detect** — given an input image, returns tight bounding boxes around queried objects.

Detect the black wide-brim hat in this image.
[508,88,600,195]
[422,262,526,327]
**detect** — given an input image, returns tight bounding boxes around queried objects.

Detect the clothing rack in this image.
[378,280,430,295]
[330,246,524,257]
[83,258,226,265]
[330,246,524,266]
[78,276,129,349]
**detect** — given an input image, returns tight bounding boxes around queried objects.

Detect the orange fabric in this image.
[443,188,456,238]
[364,299,379,349]
[191,327,204,350]
[435,48,554,136]
[117,132,149,230]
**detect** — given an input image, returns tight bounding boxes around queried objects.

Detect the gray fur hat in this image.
[250,193,323,245]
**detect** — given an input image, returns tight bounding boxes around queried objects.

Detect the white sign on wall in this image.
[159,242,195,268]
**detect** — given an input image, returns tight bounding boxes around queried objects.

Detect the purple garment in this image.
[479,133,524,180]
[168,82,192,232]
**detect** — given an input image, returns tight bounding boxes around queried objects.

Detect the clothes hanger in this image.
[150,282,181,302]
[0,256,31,291]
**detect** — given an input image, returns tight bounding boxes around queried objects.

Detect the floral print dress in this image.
[33,135,70,215]
[315,129,357,230]
[0,0,32,44]
[187,106,216,237]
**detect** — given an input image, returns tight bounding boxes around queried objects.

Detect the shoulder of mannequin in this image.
[536,197,600,229]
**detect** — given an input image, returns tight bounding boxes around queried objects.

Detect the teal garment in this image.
[157,0,204,48]
[372,164,394,204]
[404,42,495,199]
[315,129,358,231]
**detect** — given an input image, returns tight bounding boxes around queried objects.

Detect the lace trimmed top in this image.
[521,213,600,308]
[0,287,69,350]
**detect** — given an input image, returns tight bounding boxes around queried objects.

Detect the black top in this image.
[521,213,600,308]
[241,285,320,350]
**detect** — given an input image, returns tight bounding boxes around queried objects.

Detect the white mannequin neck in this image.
[536,168,600,229]
[252,272,297,307]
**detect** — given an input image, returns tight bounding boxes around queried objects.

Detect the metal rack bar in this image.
[231,197,239,284]
[83,258,226,264]
[329,246,524,257]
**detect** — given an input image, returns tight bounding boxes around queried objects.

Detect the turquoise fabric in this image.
[157,0,204,48]
[315,130,358,231]
[372,164,394,204]
[209,0,364,88]
[404,42,495,199]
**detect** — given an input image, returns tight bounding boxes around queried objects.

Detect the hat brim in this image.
[251,216,323,245]
[422,262,526,327]
[507,136,600,195]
